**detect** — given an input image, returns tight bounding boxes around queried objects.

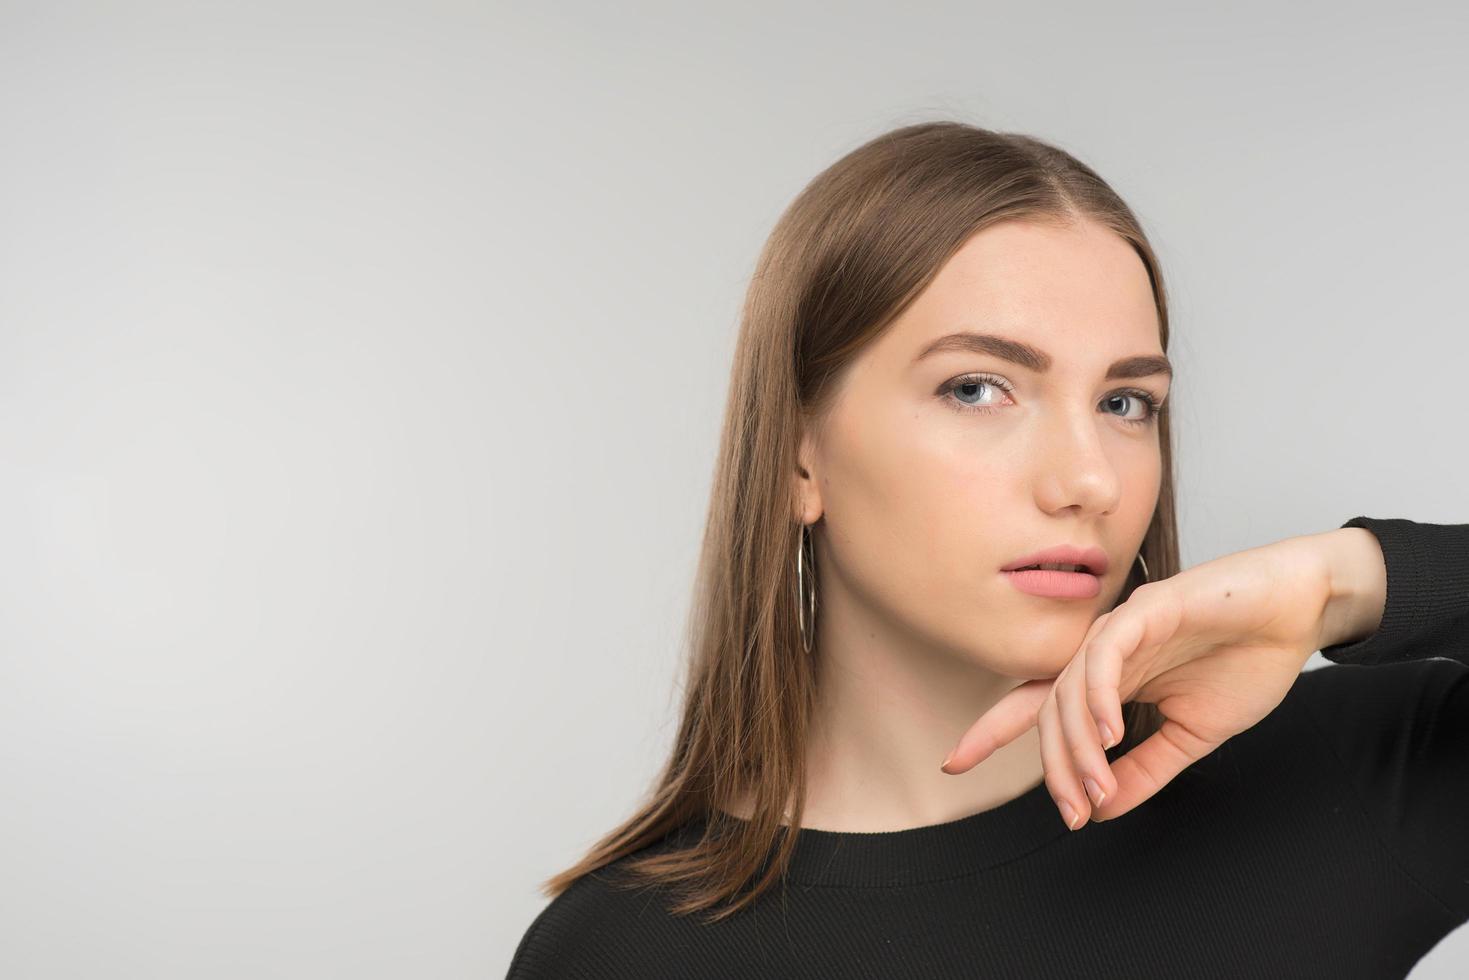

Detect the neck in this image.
[794,571,1049,832]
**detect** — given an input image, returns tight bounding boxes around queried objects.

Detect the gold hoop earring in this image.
[1134,551,1150,583]
[796,523,817,653]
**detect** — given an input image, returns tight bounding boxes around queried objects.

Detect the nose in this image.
[1031,405,1122,516]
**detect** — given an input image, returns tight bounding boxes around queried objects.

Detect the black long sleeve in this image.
[1303,516,1469,920]
[1317,516,1469,667]
[508,516,1469,979]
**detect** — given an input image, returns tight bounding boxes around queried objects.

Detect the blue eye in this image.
[939,373,1163,428]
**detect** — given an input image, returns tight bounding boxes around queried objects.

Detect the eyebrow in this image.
[913,331,1173,381]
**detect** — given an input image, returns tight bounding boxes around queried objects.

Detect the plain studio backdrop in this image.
[1,2,1466,977]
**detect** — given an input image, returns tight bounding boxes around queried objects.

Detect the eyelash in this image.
[939,373,1164,428]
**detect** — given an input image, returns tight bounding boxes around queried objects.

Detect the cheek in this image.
[1119,444,1164,521]
[818,415,1162,671]
[822,421,1017,631]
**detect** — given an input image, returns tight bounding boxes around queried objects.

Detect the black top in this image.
[507,516,1469,978]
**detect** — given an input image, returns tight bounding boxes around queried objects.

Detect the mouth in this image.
[1006,562,1097,575]
[1000,545,1109,577]
[1002,564,1103,599]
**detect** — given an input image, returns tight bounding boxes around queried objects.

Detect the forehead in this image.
[880,218,1162,364]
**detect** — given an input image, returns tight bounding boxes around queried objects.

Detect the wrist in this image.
[1314,527,1388,650]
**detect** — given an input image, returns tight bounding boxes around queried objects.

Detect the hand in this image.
[940,532,1350,830]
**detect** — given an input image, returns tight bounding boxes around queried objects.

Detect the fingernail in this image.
[940,750,954,772]
[1099,723,1116,748]
[1083,776,1106,806]
[1057,798,1081,830]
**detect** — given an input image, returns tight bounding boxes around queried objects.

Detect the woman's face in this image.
[799,217,1169,678]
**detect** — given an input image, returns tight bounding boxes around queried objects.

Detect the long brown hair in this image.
[542,119,1180,922]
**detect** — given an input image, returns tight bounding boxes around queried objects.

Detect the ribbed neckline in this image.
[685,775,1073,888]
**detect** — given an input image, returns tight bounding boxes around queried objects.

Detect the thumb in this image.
[1089,716,1221,821]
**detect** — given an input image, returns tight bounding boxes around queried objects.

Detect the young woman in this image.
[508,121,1468,977]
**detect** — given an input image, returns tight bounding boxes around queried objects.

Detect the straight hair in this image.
[542,119,1180,922]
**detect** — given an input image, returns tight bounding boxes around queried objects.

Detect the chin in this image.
[980,624,1090,676]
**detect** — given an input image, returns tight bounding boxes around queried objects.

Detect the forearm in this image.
[1314,526,1388,651]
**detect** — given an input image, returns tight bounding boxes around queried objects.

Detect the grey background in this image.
[1,2,1465,977]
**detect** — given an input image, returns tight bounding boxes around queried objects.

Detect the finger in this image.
[1055,651,1117,813]
[1038,692,1086,830]
[1084,591,1183,769]
[1091,713,1221,822]
[940,677,1050,774]
[1068,610,1120,747]
[1082,608,1150,755]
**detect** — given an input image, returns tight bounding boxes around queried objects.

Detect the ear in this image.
[793,423,824,526]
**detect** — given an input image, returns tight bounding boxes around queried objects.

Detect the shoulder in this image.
[505,873,641,979]
[1206,657,1469,796]
[506,834,706,979]
[1287,656,1469,739]
[1275,657,1469,824]
[1280,657,1469,920]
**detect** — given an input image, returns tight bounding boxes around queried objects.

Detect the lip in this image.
[1001,544,1109,576]
[1003,567,1102,599]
